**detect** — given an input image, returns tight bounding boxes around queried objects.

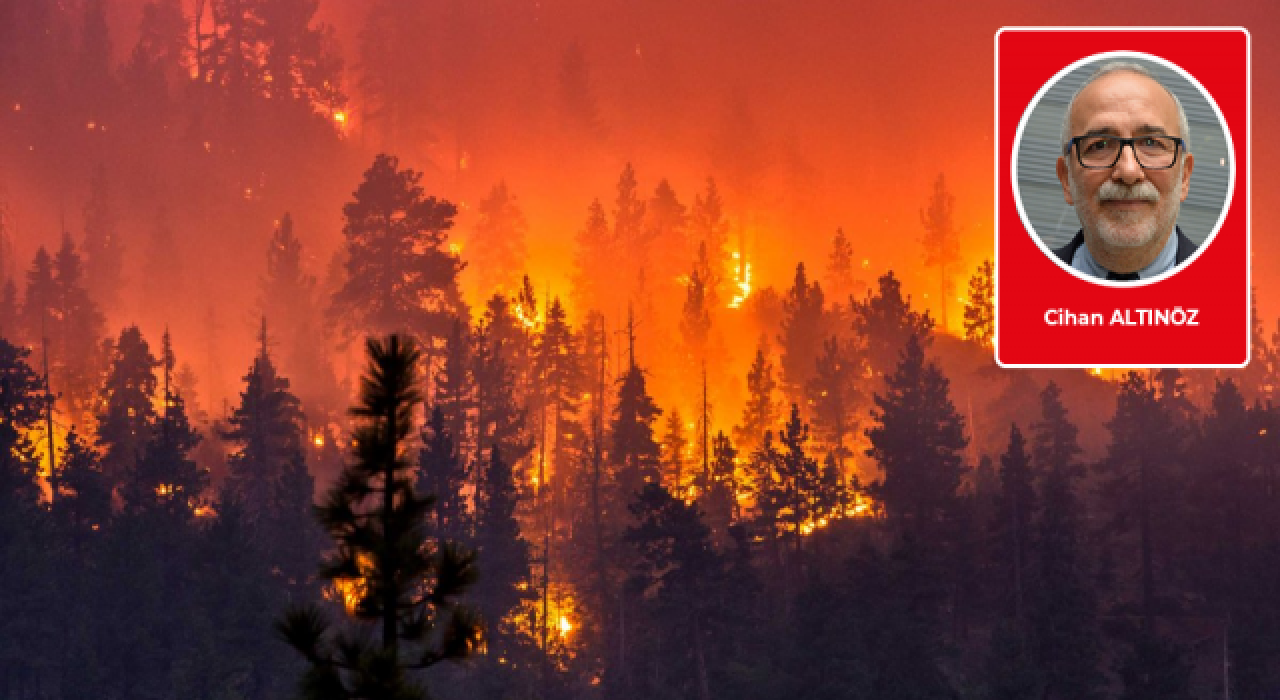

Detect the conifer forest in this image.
[4,1,1280,699]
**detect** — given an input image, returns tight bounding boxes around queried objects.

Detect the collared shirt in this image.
[1070,229,1179,280]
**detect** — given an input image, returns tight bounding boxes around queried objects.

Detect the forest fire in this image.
[1,2,1274,699]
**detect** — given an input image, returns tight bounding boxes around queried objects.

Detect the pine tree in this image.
[97,325,160,487]
[648,178,690,295]
[777,263,828,407]
[0,337,56,700]
[920,173,961,333]
[611,359,663,510]
[614,163,649,299]
[866,332,967,536]
[735,337,779,455]
[55,426,112,540]
[434,317,474,463]
[52,233,106,430]
[535,298,584,495]
[1096,372,1181,623]
[418,405,470,542]
[805,335,862,470]
[0,337,50,507]
[1028,381,1103,700]
[825,227,856,306]
[221,322,317,584]
[752,404,823,553]
[625,483,728,700]
[964,259,994,348]
[661,409,689,495]
[472,303,532,472]
[472,447,534,657]
[702,431,738,540]
[571,198,613,314]
[680,268,713,370]
[20,246,56,349]
[851,270,935,381]
[122,330,205,521]
[470,181,529,295]
[331,154,464,350]
[991,423,1035,621]
[689,178,730,306]
[278,335,482,698]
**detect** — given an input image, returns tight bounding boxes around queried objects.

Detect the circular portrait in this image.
[1012,51,1234,285]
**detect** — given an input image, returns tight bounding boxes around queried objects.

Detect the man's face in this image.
[1056,71,1195,253]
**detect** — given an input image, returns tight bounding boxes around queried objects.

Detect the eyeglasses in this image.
[1064,135,1185,169]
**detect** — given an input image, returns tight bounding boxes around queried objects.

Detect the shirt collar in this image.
[1070,227,1179,280]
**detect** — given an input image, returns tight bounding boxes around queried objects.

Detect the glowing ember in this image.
[449,243,463,256]
[313,433,325,447]
[558,615,572,637]
[330,552,376,615]
[333,111,347,124]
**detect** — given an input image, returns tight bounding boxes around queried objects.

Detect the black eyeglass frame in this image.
[1062,135,1186,170]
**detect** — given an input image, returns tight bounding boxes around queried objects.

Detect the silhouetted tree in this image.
[625,483,728,700]
[806,335,862,470]
[850,270,935,381]
[611,360,663,510]
[661,409,689,495]
[735,337,779,455]
[964,259,994,348]
[777,263,828,406]
[472,447,534,658]
[866,333,966,536]
[825,227,856,308]
[97,325,160,487]
[279,336,481,698]
[331,154,464,352]
[418,405,470,542]
[1029,381,1103,700]
[51,233,106,429]
[1096,372,1182,623]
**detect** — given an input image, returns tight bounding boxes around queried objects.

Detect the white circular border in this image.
[1011,50,1236,288]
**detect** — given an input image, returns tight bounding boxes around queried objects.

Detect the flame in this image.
[558,615,572,637]
[512,300,540,330]
[330,552,376,615]
[313,433,325,447]
[333,111,347,124]
[727,252,752,309]
[449,242,463,256]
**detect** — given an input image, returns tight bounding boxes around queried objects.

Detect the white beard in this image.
[1071,173,1182,249]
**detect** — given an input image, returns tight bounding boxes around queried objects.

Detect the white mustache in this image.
[1097,181,1160,202]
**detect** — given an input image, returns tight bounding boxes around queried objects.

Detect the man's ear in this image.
[1056,156,1074,205]
[1179,153,1195,201]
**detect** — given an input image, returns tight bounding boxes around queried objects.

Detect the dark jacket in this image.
[1052,226,1198,270]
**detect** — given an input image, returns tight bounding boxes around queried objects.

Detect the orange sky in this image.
[10,0,1280,398]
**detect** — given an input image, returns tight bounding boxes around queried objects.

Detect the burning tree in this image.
[278,335,481,698]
